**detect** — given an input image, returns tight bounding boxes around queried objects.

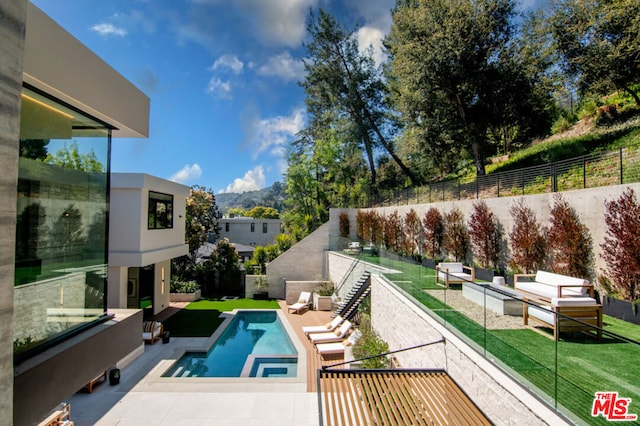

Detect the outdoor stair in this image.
[332,272,371,320]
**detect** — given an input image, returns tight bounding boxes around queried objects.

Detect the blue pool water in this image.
[163,310,298,378]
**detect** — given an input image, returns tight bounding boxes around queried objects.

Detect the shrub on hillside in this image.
[443,208,469,262]
[422,207,444,259]
[546,194,593,279]
[601,188,640,301]
[403,209,421,258]
[468,201,501,269]
[509,198,546,273]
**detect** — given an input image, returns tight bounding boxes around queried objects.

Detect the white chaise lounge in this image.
[302,315,344,335]
[308,320,352,344]
[288,291,311,314]
[316,329,362,357]
[436,262,475,287]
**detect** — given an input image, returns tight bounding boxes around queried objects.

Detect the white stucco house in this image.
[108,173,189,317]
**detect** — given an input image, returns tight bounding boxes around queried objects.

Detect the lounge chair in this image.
[316,329,362,356]
[302,315,344,335]
[287,291,311,314]
[308,320,352,344]
[142,321,163,344]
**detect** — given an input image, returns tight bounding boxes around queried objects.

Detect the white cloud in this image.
[222,166,266,193]
[169,163,202,184]
[211,54,244,75]
[357,26,387,67]
[244,107,306,159]
[236,0,318,47]
[257,51,305,82]
[205,77,233,99]
[90,23,127,37]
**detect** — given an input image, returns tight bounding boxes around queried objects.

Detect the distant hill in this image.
[214,182,285,214]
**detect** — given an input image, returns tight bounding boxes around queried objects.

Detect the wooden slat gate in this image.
[318,369,492,426]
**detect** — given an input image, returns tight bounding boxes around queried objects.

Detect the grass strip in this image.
[162,298,280,337]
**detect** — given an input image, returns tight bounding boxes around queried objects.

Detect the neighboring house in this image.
[1,3,150,424]
[108,173,189,318]
[217,217,283,247]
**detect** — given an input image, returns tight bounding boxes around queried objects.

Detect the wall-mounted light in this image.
[161,267,165,295]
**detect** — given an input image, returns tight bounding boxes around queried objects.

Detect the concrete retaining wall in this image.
[335,182,640,279]
[266,222,330,299]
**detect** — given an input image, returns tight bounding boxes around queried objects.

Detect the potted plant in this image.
[253,275,269,300]
[313,281,334,311]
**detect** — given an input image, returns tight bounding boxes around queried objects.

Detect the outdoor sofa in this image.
[435,262,475,287]
[515,271,602,340]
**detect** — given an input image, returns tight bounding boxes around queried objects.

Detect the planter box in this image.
[314,294,333,311]
[253,292,269,300]
[602,296,640,325]
[170,289,201,303]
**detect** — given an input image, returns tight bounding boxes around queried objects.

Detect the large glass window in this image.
[14,85,111,360]
[148,191,173,229]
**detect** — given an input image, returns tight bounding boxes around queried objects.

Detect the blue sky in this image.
[31,0,543,194]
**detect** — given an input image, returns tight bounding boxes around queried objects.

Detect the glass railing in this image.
[342,248,640,425]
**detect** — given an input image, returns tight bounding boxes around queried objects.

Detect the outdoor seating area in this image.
[287,291,312,314]
[142,321,163,344]
[523,296,603,340]
[435,262,475,287]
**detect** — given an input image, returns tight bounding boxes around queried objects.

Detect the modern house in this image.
[217,217,283,247]
[108,173,189,318]
[2,2,150,424]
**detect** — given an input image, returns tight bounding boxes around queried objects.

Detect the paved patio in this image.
[65,301,341,425]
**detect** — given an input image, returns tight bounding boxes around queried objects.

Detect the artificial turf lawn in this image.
[350,251,640,424]
[161,298,280,337]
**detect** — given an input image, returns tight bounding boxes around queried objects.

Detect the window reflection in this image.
[14,86,111,358]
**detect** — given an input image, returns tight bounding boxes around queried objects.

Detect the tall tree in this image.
[549,0,640,105]
[385,0,553,176]
[301,9,420,189]
[183,186,221,269]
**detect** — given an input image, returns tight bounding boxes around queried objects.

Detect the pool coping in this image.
[138,309,308,391]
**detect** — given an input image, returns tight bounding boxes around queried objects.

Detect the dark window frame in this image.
[148,191,173,229]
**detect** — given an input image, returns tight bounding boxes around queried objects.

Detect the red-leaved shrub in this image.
[509,198,546,273]
[403,209,421,257]
[546,194,593,279]
[384,211,403,253]
[422,207,444,259]
[443,208,469,262]
[601,188,640,301]
[339,212,350,237]
[468,201,500,268]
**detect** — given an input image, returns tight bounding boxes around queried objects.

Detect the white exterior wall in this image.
[108,174,188,314]
[218,217,283,246]
[109,173,189,267]
[23,4,149,138]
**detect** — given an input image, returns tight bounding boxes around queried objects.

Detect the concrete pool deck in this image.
[65,302,338,425]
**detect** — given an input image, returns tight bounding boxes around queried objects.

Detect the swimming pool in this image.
[163,310,298,378]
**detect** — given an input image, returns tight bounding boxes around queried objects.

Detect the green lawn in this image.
[348,252,640,425]
[162,298,280,337]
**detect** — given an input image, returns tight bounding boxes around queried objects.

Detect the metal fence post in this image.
[620,147,624,184]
